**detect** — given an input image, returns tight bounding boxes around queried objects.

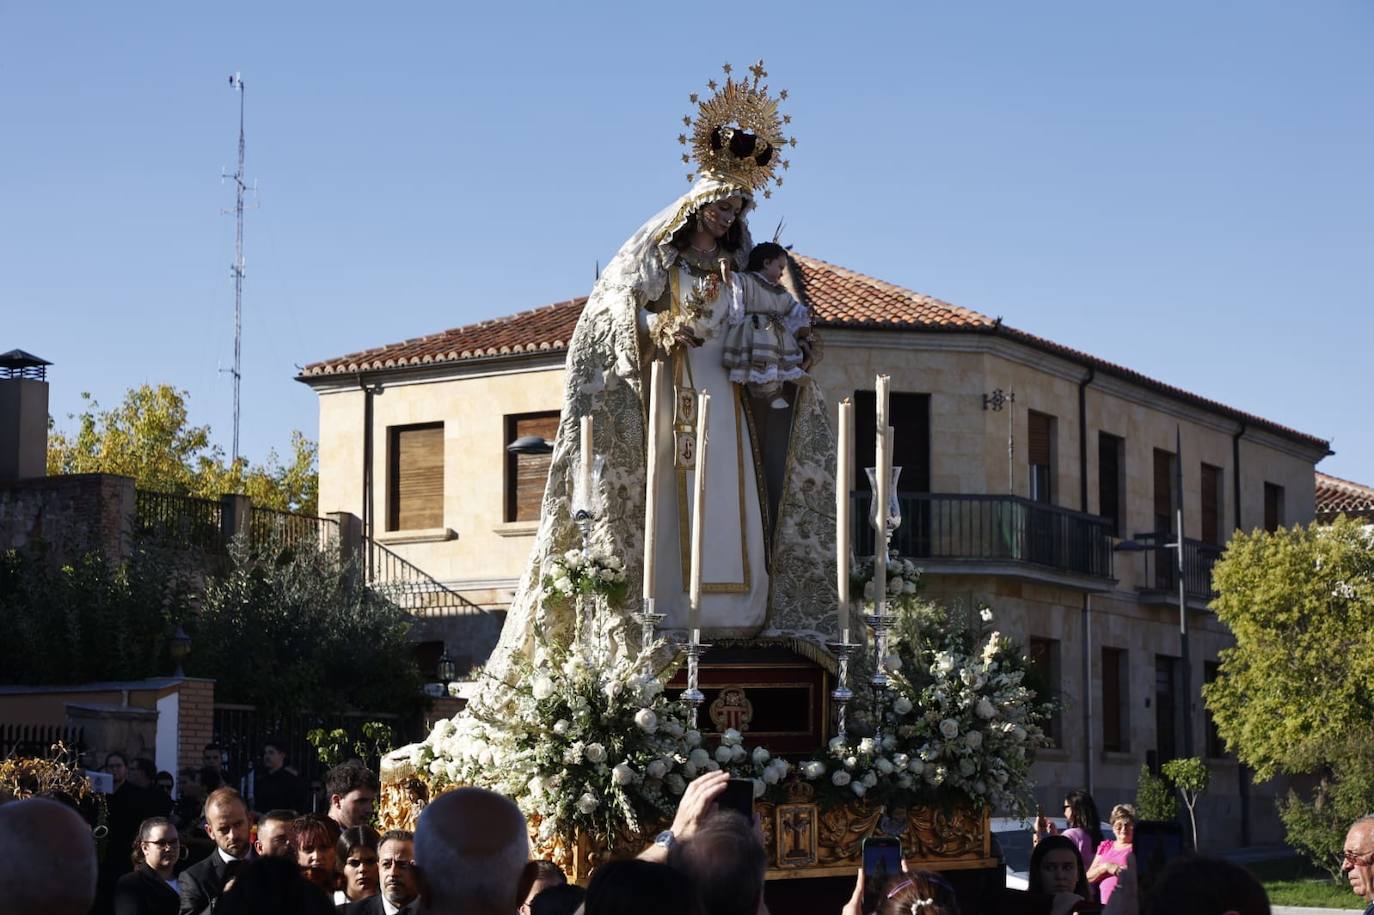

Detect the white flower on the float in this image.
[634,708,658,734]
[892,696,914,716]
[665,773,687,795]
[664,718,685,739]
[888,576,903,595]
[863,581,875,599]
[939,719,960,739]
[478,748,495,768]
[898,774,913,789]
[1012,725,1027,742]
[883,653,902,671]
[964,730,983,751]
[982,633,1002,665]
[976,697,997,720]
[892,753,910,769]
[715,745,734,764]
[852,781,868,797]
[576,792,599,814]
[638,678,664,704]
[844,756,858,770]
[934,652,955,674]
[862,771,878,788]
[831,770,852,787]
[445,761,462,783]
[528,775,545,796]
[646,758,670,780]
[908,758,925,775]
[722,728,743,747]
[980,607,994,623]
[705,760,722,772]
[875,757,895,775]
[903,580,917,594]
[685,730,702,748]
[563,742,585,765]
[689,748,711,769]
[730,745,746,763]
[431,719,456,740]
[681,760,698,779]
[929,765,947,785]
[858,737,877,755]
[882,734,897,751]
[974,779,987,795]
[772,758,791,779]
[409,745,427,767]
[603,679,623,699]
[753,779,766,798]
[959,758,976,777]
[829,736,846,752]
[612,763,636,786]
[428,758,445,777]
[752,747,771,767]
[762,767,781,785]
[553,719,571,736]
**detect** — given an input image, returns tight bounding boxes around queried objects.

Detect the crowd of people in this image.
[6,745,1374,915]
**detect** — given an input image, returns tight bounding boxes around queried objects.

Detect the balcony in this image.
[1124,531,1223,608]
[852,492,1115,587]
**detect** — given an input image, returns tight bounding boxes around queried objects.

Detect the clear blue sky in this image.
[4,2,1370,481]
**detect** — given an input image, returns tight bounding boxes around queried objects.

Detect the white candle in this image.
[691,627,701,646]
[873,416,890,615]
[875,374,890,439]
[642,360,662,601]
[688,391,710,629]
[836,398,853,632]
[579,414,594,506]
[842,627,850,645]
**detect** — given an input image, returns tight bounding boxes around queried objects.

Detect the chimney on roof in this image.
[0,349,51,482]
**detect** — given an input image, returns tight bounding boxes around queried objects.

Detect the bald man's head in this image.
[0,797,97,915]
[415,787,528,915]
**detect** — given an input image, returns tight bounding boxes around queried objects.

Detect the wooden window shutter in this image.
[1200,463,1221,545]
[1028,412,1053,467]
[1264,483,1283,532]
[1153,449,1174,532]
[507,412,560,522]
[388,424,444,531]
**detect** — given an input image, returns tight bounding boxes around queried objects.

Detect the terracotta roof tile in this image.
[1315,471,1374,518]
[297,254,1329,452]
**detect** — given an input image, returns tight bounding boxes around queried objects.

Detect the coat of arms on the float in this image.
[708,686,754,732]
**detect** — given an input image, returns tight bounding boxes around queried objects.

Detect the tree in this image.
[1134,764,1178,822]
[48,384,319,514]
[1202,516,1374,872]
[188,537,425,720]
[1162,757,1209,851]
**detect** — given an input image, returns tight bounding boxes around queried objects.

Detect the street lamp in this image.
[506,435,554,455]
[436,648,458,690]
[1113,426,1192,758]
[168,624,192,678]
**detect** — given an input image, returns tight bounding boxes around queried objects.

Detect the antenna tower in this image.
[225,73,250,464]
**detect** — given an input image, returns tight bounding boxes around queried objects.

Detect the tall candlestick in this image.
[873,420,890,614]
[875,374,890,440]
[579,415,594,510]
[836,398,853,631]
[688,391,710,629]
[642,360,663,601]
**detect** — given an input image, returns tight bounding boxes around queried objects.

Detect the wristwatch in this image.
[653,829,676,851]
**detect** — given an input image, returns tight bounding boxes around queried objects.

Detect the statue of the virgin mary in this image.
[485,64,838,677]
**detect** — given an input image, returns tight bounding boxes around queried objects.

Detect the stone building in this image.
[299,253,1331,845]
[1315,471,1374,523]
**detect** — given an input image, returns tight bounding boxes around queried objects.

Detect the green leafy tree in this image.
[1162,757,1209,851]
[189,537,424,720]
[1135,764,1178,822]
[1202,516,1374,873]
[307,721,398,769]
[48,384,318,514]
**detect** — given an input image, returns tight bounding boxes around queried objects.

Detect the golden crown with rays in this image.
[678,60,794,198]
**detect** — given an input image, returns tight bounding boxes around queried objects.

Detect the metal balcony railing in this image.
[363,537,489,617]
[1128,531,1222,602]
[852,492,1115,579]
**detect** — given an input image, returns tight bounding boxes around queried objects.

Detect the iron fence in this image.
[1130,531,1223,602]
[364,538,489,617]
[249,507,339,553]
[852,491,1115,579]
[0,723,86,760]
[135,489,224,552]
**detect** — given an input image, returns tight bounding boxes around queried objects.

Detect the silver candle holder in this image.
[634,597,666,667]
[864,608,897,742]
[826,633,861,739]
[679,637,711,729]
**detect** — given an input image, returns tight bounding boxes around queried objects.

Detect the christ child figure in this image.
[721,242,815,408]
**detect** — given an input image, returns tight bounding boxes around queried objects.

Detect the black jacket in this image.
[339,896,417,915]
[178,850,245,915]
[252,766,309,814]
[114,865,180,915]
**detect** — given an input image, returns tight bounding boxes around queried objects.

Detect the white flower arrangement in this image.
[852,554,923,612]
[542,548,629,606]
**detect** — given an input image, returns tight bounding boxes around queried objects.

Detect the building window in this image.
[1028,411,1056,504]
[1153,448,1177,535]
[853,390,931,556]
[1101,647,1129,753]
[387,423,444,531]
[1201,463,1224,546]
[1264,482,1284,532]
[1098,433,1125,537]
[1028,637,1062,746]
[1154,654,1180,764]
[1204,661,1225,759]
[505,412,560,523]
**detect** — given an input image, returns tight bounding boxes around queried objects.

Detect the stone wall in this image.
[0,473,135,562]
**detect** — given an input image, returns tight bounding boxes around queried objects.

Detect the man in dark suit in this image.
[342,830,418,915]
[251,738,308,815]
[178,787,253,915]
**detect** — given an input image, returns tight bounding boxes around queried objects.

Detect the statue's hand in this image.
[673,328,705,349]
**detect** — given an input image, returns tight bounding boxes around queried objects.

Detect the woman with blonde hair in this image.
[1088,803,1136,905]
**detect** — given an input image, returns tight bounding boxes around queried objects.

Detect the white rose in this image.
[576,792,599,814]
[882,734,897,751]
[976,697,997,720]
[752,747,771,767]
[681,761,698,779]
[689,748,711,768]
[603,680,623,699]
[959,758,976,777]
[964,730,983,751]
[665,774,687,795]
[829,736,846,752]
[664,719,685,739]
[883,653,903,671]
[612,763,635,786]
[863,581,875,599]
[974,779,987,795]
[730,745,747,763]
[762,767,780,785]
[862,771,878,787]
[553,719,571,736]
[892,753,910,769]
[875,757,895,775]
[939,719,959,739]
[647,759,670,780]
[584,743,607,764]
[831,770,852,787]
[980,607,993,623]
[851,781,868,797]
[715,745,734,764]
[1012,725,1027,742]
[961,669,977,687]
[753,778,766,798]
[634,708,658,734]
[704,760,721,772]
[528,776,545,796]
[803,761,827,779]
[903,581,917,594]
[844,756,858,770]
[908,758,925,775]
[892,696,913,715]
[531,675,555,699]
[888,576,903,594]
[685,730,702,748]
[722,728,743,746]
[858,737,877,755]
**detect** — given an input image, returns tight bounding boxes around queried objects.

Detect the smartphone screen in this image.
[861,836,903,913]
[717,777,755,819]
